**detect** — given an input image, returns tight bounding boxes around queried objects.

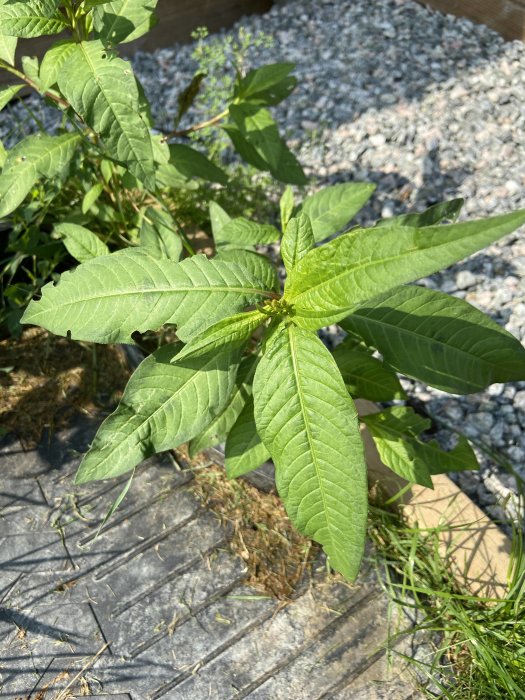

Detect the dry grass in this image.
[0,327,129,447]
[188,460,319,599]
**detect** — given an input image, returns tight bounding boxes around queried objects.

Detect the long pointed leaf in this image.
[172,309,266,363]
[22,249,273,343]
[287,209,525,329]
[75,343,239,483]
[214,218,280,249]
[341,285,525,394]
[0,133,81,218]
[253,322,368,580]
[57,40,155,188]
[281,213,314,275]
[298,183,376,242]
[140,207,182,261]
[54,222,109,263]
[216,248,280,293]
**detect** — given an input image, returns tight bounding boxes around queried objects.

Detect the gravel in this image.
[2,0,525,524]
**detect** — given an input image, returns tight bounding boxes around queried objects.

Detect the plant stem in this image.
[163,108,229,140]
[0,61,71,111]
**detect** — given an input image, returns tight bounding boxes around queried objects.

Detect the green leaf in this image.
[280,185,294,232]
[21,55,40,88]
[0,34,17,64]
[376,198,464,229]
[362,406,479,486]
[0,140,6,168]
[228,103,307,185]
[0,1,67,38]
[235,63,296,105]
[93,0,158,45]
[39,40,77,91]
[189,354,257,457]
[135,73,154,127]
[93,468,135,540]
[209,201,231,239]
[362,407,433,488]
[84,0,114,8]
[151,134,170,164]
[173,309,266,363]
[22,249,273,343]
[222,123,269,172]
[81,182,104,214]
[56,40,155,189]
[225,398,270,478]
[216,248,280,293]
[214,217,280,249]
[169,144,228,185]
[54,222,109,263]
[253,322,368,580]
[298,183,376,242]
[0,132,81,218]
[332,338,406,402]
[341,285,525,394]
[156,162,195,189]
[176,72,205,124]
[424,436,479,476]
[0,84,23,111]
[287,209,525,330]
[75,343,240,483]
[281,213,314,275]
[140,207,182,261]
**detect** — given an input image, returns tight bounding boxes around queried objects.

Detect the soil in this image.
[0,327,130,448]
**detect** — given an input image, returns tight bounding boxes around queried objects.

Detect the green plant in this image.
[0,0,305,332]
[22,183,525,580]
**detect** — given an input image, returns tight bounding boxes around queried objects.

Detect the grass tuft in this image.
[368,500,525,699]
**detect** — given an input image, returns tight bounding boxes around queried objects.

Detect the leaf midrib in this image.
[287,324,335,550]
[34,284,273,314]
[289,229,490,308]
[349,312,507,372]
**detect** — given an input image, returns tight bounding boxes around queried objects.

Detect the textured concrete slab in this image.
[0,416,420,699]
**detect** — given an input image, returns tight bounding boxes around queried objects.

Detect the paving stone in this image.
[0,602,106,697]
[85,511,226,611]
[0,478,50,535]
[59,489,199,577]
[1,571,77,610]
[168,581,375,699]
[148,589,277,696]
[0,531,71,574]
[94,549,246,659]
[1,414,420,699]
[329,651,418,699]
